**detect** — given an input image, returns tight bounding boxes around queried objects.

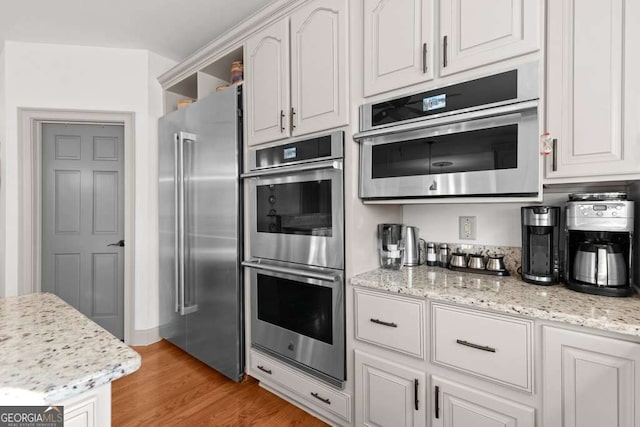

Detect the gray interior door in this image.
[42,123,125,339]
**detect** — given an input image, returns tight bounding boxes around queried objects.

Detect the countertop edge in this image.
[46,352,142,403]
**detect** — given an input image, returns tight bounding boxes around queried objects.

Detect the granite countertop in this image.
[0,293,141,403]
[350,265,640,337]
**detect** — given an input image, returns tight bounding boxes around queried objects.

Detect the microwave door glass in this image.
[371,124,518,178]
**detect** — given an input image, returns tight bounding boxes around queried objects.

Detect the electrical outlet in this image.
[459,216,476,240]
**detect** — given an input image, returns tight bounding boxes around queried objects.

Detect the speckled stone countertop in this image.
[351,265,640,338]
[0,293,141,403]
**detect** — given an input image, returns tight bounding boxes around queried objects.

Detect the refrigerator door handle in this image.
[173,133,181,313]
[179,131,199,316]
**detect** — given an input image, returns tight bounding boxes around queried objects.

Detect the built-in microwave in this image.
[355,62,540,199]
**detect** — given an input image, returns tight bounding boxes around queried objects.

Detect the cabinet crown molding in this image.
[158,0,304,89]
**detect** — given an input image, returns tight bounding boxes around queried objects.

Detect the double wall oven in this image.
[242,131,345,388]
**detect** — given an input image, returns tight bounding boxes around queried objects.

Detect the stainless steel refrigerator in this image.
[158,87,243,381]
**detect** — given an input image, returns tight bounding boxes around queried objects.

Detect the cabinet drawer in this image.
[250,349,351,422]
[355,288,425,359]
[431,303,533,392]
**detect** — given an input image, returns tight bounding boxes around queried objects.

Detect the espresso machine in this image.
[521,206,561,285]
[565,193,634,297]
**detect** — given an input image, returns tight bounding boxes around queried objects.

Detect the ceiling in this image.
[0,0,275,61]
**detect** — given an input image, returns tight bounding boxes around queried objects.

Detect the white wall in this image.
[0,42,175,332]
[403,193,571,247]
[0,45,6,297]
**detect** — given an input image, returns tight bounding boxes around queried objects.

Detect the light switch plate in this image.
[459,216,476,240]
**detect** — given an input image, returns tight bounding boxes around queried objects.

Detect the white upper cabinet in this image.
[246,0,348,146]
[363,0,434,97]
[439,0,540,76]
[290,0,349,137]
[545,0,640,182]
[246,19,291,146]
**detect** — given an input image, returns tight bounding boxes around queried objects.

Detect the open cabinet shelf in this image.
[164,46,244,113]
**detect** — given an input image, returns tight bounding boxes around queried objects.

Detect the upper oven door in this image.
[359,104,539,199]
[246,160,344,269]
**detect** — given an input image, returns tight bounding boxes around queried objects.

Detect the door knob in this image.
[108,240,125,247]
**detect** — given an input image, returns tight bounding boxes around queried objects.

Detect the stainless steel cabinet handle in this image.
[370,318,398,328]
[311,392,331,405]
[280,110,285,133]
[290,107,296,133]
[422,43,428,74]
[242,260,341,282]
[552,138,558,172]
[257,365,272,375]
[414,379,419,410]
[456,339,496,353]
[443,35,448,68]
[434,385,440,419]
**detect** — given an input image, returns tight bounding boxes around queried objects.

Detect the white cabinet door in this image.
[545,0,640,181]
[363,0,434,97]
[439,0,540,76]
[290,0,348,137]
[543,326,640,427]
[246,18,290,146]
[355,350,426,427]
[432,376,534,427]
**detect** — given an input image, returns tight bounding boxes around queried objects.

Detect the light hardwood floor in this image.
[112,340,328,426]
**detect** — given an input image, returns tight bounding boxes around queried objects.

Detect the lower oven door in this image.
[359,104,539,199]
[246,160,344,270]
[244,259,345,388]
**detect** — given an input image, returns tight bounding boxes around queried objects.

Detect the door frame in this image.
[18,108,135,344]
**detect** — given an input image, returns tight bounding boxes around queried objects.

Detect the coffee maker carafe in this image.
[565,193,634,297]
[521,206,561,285]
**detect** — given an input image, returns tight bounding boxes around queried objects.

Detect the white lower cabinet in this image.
[431,376,534,427]
[249,349,351,425]
[355,350,426,427]
[543,326,640,427]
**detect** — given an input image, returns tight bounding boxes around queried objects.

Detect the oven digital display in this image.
[283,147,297,160]
[423,94,446,111]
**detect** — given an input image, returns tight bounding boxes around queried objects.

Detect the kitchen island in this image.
[0,293,141,425]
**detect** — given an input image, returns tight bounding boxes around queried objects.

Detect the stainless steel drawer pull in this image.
[456,339,496,353]
[311,392,331,405]
[370,318,398,328]
[257,365,272,375]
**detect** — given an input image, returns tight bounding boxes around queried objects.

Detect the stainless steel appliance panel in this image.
[159,88,243,381]
[245,260,345,386]
[359,107,539,198]
[247,162,344,269]
[159,107,188,352]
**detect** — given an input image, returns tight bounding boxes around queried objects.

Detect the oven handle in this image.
[241,159,343,179]
[353,99,538,141]
[242,260,341,282]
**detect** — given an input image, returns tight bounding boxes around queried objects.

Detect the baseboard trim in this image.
[131,327,160,346]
